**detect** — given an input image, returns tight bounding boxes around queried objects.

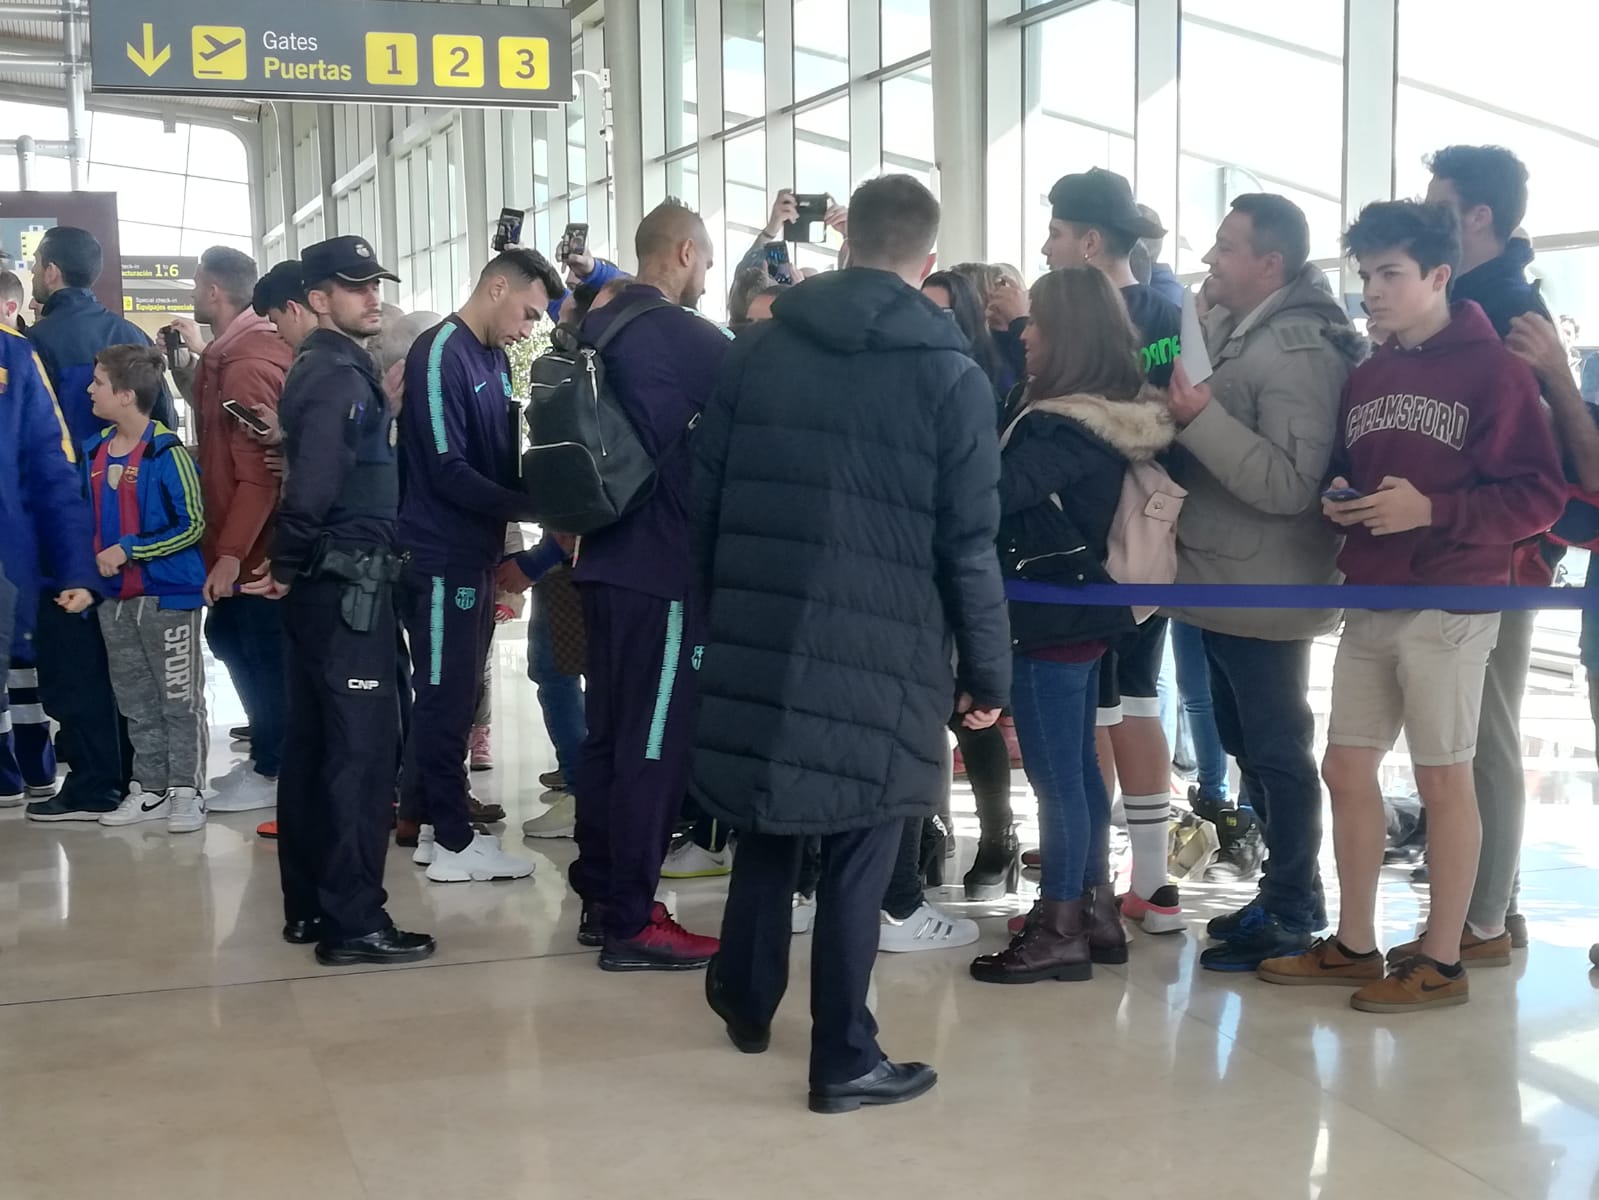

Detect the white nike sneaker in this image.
[99,783,170,827]
[425,832,535,882]
[791,893,817,935]
[412,824,435,865]
[166,787,206,835]
[206,763,277,813]
[521,794,576,839]
[878,901,980,952]
[660,838,733,879]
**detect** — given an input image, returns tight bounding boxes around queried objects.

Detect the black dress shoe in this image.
[315,927,437,966]
[283,917,326,945]
[704,956,769,1054]
[808,1059,937,1114]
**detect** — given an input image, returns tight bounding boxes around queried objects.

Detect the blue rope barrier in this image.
[1003,580,1594,610]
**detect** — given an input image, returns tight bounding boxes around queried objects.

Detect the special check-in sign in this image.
[89,0,574,108]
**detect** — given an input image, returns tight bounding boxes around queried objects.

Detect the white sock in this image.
[1123,792,1171,899]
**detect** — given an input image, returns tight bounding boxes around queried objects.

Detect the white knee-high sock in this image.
[1123,792,1171,899]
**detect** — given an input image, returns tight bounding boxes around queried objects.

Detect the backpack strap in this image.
[586,296,677,353]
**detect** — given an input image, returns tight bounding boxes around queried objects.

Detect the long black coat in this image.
[688,268,1011,837]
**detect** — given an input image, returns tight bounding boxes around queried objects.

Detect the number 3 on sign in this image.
[365,33,418,86]
[433,35,484,88]
[498,37,549,90]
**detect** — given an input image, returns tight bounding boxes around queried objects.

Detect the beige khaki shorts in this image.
[1326,609,1501,767]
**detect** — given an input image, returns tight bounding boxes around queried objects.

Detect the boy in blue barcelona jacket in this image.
[68,345,209,835]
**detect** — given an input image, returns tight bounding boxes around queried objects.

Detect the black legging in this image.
[953,716,1013,840]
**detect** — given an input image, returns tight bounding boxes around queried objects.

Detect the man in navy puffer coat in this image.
[691,175,1010,1114]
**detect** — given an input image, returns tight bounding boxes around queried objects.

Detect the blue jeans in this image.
[1010,653,1110,901]
[1201,631,1324,931]
[205,595,285,777]
[1171,621,1228,804]
[527,590,585,776]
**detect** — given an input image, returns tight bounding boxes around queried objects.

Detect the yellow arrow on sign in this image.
[126,23,171,77]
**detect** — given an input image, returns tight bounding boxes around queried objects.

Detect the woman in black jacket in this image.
[970,267,1175,986]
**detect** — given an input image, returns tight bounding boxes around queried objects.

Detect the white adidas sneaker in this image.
[425,832,535,882]
[878,901,980,952]
[99,783,170,827]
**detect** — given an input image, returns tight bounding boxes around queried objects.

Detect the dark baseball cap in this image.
[251,260,307,316]
[300,235,400,286]
[1049,168,1164,239]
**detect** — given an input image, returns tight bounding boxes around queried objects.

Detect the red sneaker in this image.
[599,902,718,972]
[256,820,278,839]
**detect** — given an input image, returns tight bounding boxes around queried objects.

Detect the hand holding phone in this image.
[764,242,793,285]
[222,398,273,437]
[1321,486,1364,503]
[784,194,831,244]
[493,206,525,253]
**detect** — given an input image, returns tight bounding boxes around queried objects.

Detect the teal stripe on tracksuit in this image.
[430,575,445,686]
[644,601,684,762]
[425,322,457,454]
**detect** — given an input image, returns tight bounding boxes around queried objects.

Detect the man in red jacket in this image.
[169,247,294,812]
[1258,201,1563,1013]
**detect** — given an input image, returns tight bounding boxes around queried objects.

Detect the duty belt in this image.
[307,543,406,633]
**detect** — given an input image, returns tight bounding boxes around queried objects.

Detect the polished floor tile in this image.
[2,627,1598,1198]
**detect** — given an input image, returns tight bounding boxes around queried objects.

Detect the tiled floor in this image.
[2,628,1598,1199]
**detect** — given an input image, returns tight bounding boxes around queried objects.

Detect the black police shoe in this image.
[315,927,437,966]
[705,956,769,1054]
[808,1059,938,1115]
[283,917,326,945]
[578,902,606,948]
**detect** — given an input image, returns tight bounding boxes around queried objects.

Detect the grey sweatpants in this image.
[1468,607,1532,931]
[98,598,208,794]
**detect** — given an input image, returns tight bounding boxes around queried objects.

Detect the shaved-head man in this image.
[565,199,732,971]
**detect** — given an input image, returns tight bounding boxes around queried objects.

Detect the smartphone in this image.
[162,326,183,366]
[222,398,272,436]
[1321,486,1364,503]
[784,193,831,244]
[493,206,524,253]
[563,222,589,259]
[764,241,793,284]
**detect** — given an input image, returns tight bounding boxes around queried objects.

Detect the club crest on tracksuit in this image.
[455,586,477,610]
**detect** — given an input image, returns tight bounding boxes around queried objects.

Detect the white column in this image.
[275,104,300,257]
[984,0,1024,269]
[847,0,881,189]
[461,108,491,270]
[931,0,986,265]
[1134,0,1179,234]
[764,0,795,193]
[606,0,646,269]
[696,0,727,256]
[1341,0,1398,298]
[638,0,667,212]
[373,106,400,303]
[581,26,614,263]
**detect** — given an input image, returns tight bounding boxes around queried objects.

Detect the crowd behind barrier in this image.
[3,136,1599,1116]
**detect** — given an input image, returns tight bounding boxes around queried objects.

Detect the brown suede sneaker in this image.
[1258,936,1385,987]
[1351,955,1469,1013]
[1385,928,1511,968]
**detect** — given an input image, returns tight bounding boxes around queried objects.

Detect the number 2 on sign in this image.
[365,32,418,86]
[432,35,483,88]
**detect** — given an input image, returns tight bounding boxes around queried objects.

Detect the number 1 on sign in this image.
[365,32,418,86]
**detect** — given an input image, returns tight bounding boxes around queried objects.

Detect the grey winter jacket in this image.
[1165,264,1365,641]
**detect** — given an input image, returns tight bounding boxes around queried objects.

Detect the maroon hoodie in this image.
[1332,301,1564,588]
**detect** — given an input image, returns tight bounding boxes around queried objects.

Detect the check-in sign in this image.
[90,0,574,107]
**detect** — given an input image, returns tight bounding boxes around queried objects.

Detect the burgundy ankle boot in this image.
[970,897,1092,984]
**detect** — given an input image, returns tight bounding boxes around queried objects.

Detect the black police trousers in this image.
[277,577,399,940]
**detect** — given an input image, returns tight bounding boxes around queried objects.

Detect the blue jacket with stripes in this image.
[397,314,537,572]
[29,287,177,445]
[80,421,207,609]
[0,324,98,653]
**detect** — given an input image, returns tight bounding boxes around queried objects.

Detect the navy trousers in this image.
[206,594,286,777]
[399,564,496,853]
[35,599,128,807]
[715,820,901,1086]
[570,582,700,940]
[277,579,399,939]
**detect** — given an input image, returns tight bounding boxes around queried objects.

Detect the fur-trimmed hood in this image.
[1001,385,1175,463]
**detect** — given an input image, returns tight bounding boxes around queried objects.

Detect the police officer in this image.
[243,237,434,967]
